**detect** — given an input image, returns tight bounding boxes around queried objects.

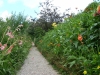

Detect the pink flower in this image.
[4,44,7,48]
[7,45,14,54]
[0,44,7,50]
[18,40,23,45]
[0,46,5,50]
[6,31,14,38]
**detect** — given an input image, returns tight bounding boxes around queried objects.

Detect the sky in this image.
[0,0,94,21]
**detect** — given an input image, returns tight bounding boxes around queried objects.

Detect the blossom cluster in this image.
[0,25,23,55]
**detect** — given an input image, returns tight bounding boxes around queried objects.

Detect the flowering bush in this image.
[36,1,100,75]
[0,14,32,75]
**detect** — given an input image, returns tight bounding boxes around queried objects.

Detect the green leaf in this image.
[73,42,78,48]
[67,55,77,60]
[68,61,76,68]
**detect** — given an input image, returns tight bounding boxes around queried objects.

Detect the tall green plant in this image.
[0,13,32,75]
[6,12,29,34]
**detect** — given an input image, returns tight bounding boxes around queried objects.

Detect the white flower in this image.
[18,25,23,28]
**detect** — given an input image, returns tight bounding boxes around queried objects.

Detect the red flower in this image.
[78,35,83,42]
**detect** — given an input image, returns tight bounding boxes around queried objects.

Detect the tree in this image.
[33,0,68,31]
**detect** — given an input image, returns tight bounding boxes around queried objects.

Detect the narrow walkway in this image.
[17,47,60,75]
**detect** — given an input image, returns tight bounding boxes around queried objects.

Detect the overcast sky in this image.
[0,0,94,20]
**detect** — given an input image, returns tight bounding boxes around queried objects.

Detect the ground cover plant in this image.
[35,1,100,75]
[0,13,32,75]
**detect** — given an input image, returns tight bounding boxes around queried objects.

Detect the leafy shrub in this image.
[36,1,100,75]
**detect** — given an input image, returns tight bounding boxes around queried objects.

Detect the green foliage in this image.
[36,1,100,75]
[27,24,45,39]
[88,15,100,48]
[84,1,98,13]
[6,12,29,34]
[0,13,32,75]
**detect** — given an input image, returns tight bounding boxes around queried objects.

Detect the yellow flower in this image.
[52,23,56,27]
[54,24,57,27]
[83,70,87,75]
[97,65,100,69]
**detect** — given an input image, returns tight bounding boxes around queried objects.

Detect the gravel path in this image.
[17,47,60,75]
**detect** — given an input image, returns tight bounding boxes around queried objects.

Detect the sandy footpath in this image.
[17,47,60,75]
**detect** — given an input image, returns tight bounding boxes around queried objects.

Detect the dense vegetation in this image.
[32,1,100,75]
[0,13,32,75]
[0,0,100,75]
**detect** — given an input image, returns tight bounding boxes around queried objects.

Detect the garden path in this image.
[17,44,60,75]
